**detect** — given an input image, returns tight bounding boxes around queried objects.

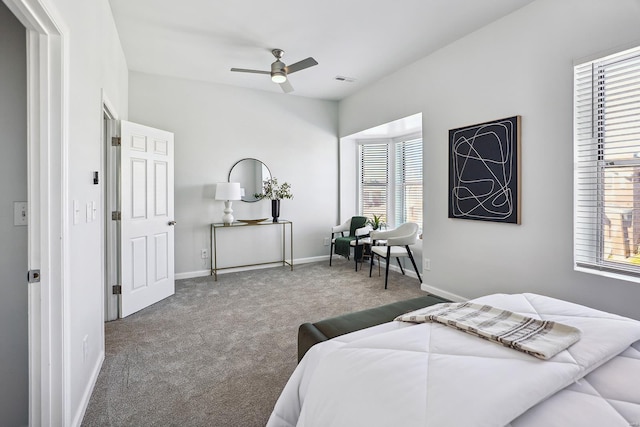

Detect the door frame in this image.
[102,94,119,321]
[3,0,68,425]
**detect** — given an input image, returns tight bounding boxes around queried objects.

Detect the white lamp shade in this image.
[215,182,242,201]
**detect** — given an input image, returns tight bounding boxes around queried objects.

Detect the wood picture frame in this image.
[448,116,521,224]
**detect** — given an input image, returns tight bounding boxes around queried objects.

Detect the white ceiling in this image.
[108,0,535,101]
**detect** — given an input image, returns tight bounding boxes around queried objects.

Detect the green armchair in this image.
[329,216,369,270]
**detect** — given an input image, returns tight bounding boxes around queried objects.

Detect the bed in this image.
[267,293,640,427]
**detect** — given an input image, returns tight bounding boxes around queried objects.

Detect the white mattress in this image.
[267,293,640,427]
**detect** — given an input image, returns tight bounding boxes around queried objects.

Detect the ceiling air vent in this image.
[335,75,356,83]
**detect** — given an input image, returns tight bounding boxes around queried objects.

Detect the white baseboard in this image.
[175,256,331,280]
[420,283,467,302]
[71,350,105,427]
[175,270,211,280]
[296,255,329,264]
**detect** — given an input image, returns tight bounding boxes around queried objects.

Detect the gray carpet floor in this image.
[81,259,426,426]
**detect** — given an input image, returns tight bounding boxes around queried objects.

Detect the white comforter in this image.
[267,293,640,427]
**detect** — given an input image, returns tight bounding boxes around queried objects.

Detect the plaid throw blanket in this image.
[396,302,581,360]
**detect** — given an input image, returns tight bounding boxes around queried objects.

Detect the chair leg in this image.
[384,246,391,289]
[406,246,422,283]
[369,252,374,277]
[396,258,405,275]
[329,242,334,266]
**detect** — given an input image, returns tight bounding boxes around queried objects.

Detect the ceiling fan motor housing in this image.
[271,60,286,74]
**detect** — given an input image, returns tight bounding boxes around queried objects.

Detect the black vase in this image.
[271,199,280,222]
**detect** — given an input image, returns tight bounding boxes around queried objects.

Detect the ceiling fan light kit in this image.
[231,48,318,93]
[271,73,287,83]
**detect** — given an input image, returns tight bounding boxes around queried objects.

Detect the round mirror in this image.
[228,158,272,203]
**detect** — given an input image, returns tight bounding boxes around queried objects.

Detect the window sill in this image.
[575,264,640,285]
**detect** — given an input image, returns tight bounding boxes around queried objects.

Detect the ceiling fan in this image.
[230,49,318,93]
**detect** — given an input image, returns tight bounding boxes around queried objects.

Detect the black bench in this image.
[297,294,450,362]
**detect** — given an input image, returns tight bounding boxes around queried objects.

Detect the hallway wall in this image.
[0,2,28,425]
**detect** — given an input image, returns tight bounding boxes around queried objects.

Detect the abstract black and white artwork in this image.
[449,116,521,224]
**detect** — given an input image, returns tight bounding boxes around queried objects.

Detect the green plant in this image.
[255,177,293,200]
[367,214,386,230]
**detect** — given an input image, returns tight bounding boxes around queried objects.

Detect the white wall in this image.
[0,3,28,425]
[128,72,339,276]
[36,0,129,424]
[339,0,640,319]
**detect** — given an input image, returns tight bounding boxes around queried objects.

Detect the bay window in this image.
[359,137,423,229]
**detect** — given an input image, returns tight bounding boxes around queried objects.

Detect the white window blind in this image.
[575,45,640,277]
[359,143,388,220]
[395,138,423,227]
[359,138,423,229]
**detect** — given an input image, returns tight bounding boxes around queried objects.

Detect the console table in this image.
[210,220,293,281]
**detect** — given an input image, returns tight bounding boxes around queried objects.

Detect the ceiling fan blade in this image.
[280,79,294,93]
[230,68,270,75]
[285,57,318,74]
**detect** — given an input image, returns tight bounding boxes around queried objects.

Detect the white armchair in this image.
[369,222,422,289]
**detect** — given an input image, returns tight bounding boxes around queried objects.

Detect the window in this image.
[359,143,388,220]
[395,138,423,226]
[574,45,640,278]
[359,137,423,229]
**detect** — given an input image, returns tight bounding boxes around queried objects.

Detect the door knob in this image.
[168,221,177,226]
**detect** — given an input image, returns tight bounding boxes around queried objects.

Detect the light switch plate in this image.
[14,202,27,226]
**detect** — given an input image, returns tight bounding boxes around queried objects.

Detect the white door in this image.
[119,120,175,317]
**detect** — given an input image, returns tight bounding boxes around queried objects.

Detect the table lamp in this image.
[215,182,242,225]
